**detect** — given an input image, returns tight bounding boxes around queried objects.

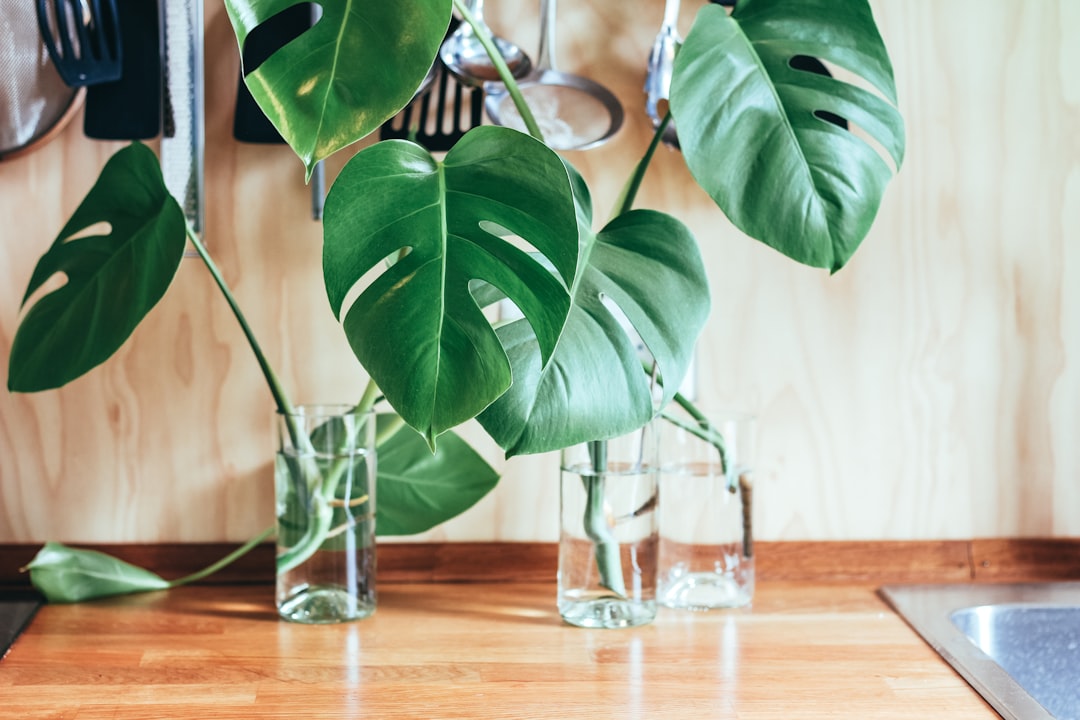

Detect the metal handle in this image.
[161,0,204,240]
[645,0,681,122]
[536,0,556,72]
[310,3,325,221]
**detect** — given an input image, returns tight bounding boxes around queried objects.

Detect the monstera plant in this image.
[9,0,904,601]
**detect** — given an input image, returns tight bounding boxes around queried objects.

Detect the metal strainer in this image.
[0,1,83,161]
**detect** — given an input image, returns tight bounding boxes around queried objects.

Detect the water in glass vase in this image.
[558,459,659,629]
[657,411,756,610]
[275,405,376,624]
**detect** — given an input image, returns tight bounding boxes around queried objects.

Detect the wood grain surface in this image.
[2,1,1079,545]
[5,538,1079,588]
[0,581,998,719]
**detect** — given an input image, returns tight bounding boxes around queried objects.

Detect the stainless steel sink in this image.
[881,582,1080,720]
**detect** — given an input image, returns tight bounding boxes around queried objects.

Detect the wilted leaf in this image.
[24,543,170,603]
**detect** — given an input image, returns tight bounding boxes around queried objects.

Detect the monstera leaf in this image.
[478,200,710,456]
[375,416,500,535]
[7,143,187,392]
[25,543,171,604]
[223,0,451,174]
[671,0,905,271]
[323,126,581,447]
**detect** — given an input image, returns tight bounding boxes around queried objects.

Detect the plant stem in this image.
[584,440,627,597]
[277,397,377,575]
[187,222,378,576]
[611,111,672,221]
[662,391,737,492]
[453,0,544,142]
[167,525,275,588]
[185,224,293,418]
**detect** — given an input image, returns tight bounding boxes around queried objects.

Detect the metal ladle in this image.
[485,0,623,151]
[439,0,532,87]
[644,0,681,149]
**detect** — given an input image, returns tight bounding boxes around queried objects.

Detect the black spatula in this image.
[83,0,162,140]
[380,20,483,152]
[35,0,122,87]
[233,3,314,143]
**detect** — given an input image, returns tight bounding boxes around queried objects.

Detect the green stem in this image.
[610,111,672,221]
[376,412,406,447]
[276,491,337,575]
[584,440,627,597]
[453,0,544,142]
[277,389,379,575]
[663,391,736,492]
[167,525,275,588]
[185,224,293,418]
[188,222,378,577]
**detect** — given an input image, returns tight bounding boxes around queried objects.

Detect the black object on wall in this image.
[82,0,162,141]
[233,3,315,144]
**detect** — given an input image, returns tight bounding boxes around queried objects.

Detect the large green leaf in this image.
[376,416,500,536]
[323,126,580,447]
[223,0,451,173]
[24,543,170,603]
[7,143,187,392]
[670,0,905,272]
[478,207,710,456]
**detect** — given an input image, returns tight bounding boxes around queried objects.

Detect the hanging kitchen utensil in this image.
[82,0,162,140]
[160,0,204,239]
[232,3,327,220]
[380,20,483,153]
[232,2,314,143]
[643,0,681,149]
[485,0,623,151]
[1,0,83,161]
[439,0,532,87]
[35,0,123,87]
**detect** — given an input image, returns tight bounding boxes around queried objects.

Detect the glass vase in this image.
[658,411,755,610]
[275,404,376,623]
[558,423,659,629]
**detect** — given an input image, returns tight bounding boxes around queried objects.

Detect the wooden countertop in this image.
[1,581,996,719]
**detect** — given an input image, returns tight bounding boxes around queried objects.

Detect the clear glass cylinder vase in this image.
[558,423,659,629]
[275,404,376,623]
[658,411,755,610]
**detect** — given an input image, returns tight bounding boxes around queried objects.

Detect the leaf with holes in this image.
[478,204,710,457]
[223,0,451,175]
[323,126,580,447]
[7,142,187,392]
[671,0,905,271]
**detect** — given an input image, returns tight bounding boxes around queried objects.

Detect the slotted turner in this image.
[35,0,123,87]
[380,20,483,152]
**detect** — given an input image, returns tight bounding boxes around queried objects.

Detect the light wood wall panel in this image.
[1,1,1077,544]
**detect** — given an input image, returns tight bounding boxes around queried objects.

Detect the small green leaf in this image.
[24,543,170,603]
[7,142,187,392]
[324,127,580,446]
[376,419,500,536]
[223,0,451,173]
[671,0,905,271]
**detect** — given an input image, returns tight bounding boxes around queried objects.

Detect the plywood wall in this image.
[1,1,1077,544]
